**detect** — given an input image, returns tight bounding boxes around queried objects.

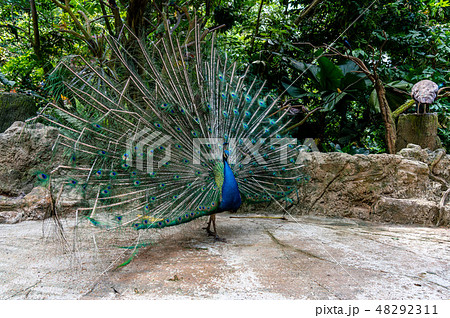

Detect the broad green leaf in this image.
[369,89,380,113]
[323,91,348,111]
[286,57,320,84]
[281,80,306,98]
[338,60,360,76]
[385,80,413,91]
[281,80,317,98]
[318,57,344,91]
[340,72,367,91]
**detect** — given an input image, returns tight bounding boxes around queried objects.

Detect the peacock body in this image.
[37,25,305,237]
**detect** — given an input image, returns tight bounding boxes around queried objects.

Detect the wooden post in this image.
[396,113,442,152]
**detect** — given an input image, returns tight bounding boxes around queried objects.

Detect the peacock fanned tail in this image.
[37,25,305,231]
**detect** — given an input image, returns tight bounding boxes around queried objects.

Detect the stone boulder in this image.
[0,92,38,133]
[0,186,51,224]
[372,197,442,224]
[0,121,84,223]
[0,120,449,226]
[0,121,59,196]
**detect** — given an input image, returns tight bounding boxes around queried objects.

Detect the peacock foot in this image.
[203,226,214,236]
[203,226,226,242]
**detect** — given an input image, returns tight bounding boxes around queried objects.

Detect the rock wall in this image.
[0,186,51,224]
[293,144,449,226]
[0,122,83,223]
[0,121,449,226]
[0,121,58,196]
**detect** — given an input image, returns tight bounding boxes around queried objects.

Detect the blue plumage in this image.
[218,158,242,213]
[343,37,352,55]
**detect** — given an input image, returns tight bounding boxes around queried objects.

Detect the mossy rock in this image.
[0,92,37,133]
[396,113,442,152]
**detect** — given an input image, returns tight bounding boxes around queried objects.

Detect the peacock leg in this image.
[211,214,218,237]
[204,215,214,236]
[203,214,226,241]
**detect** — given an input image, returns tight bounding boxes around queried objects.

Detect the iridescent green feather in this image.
[36,24,306,235]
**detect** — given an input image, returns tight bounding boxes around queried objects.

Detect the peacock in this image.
[35,24,305,242]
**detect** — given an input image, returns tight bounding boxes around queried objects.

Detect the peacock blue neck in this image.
[218,159,242,212]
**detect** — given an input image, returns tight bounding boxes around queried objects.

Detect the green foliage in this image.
[369,80,413,113]
[0,0,449,153]
[324,142,370,155]
[0,70,16,88]
[432,98,450,152]
[282,57,369,111]
[1,0,81,91]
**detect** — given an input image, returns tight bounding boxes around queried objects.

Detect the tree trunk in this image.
[396,113,441,152]
[30,0,41,60]
[375,78,396,154]
[250,0,264,54]
[127,0,149,37]
[30,0,53,74]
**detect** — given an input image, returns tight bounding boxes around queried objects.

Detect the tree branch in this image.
[51,0,101,56]
[392,99,415,119]
[51,0,91,40]
[294,0,323,24]
[58,28,85,40]
[77,10,91,36]
[284,107,324,132]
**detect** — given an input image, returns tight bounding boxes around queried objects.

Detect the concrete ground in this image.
[0,213,448,300]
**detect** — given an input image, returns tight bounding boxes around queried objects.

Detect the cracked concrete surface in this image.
[0,214,448,299]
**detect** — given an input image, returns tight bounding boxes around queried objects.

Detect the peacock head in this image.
[223,143,230,162]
